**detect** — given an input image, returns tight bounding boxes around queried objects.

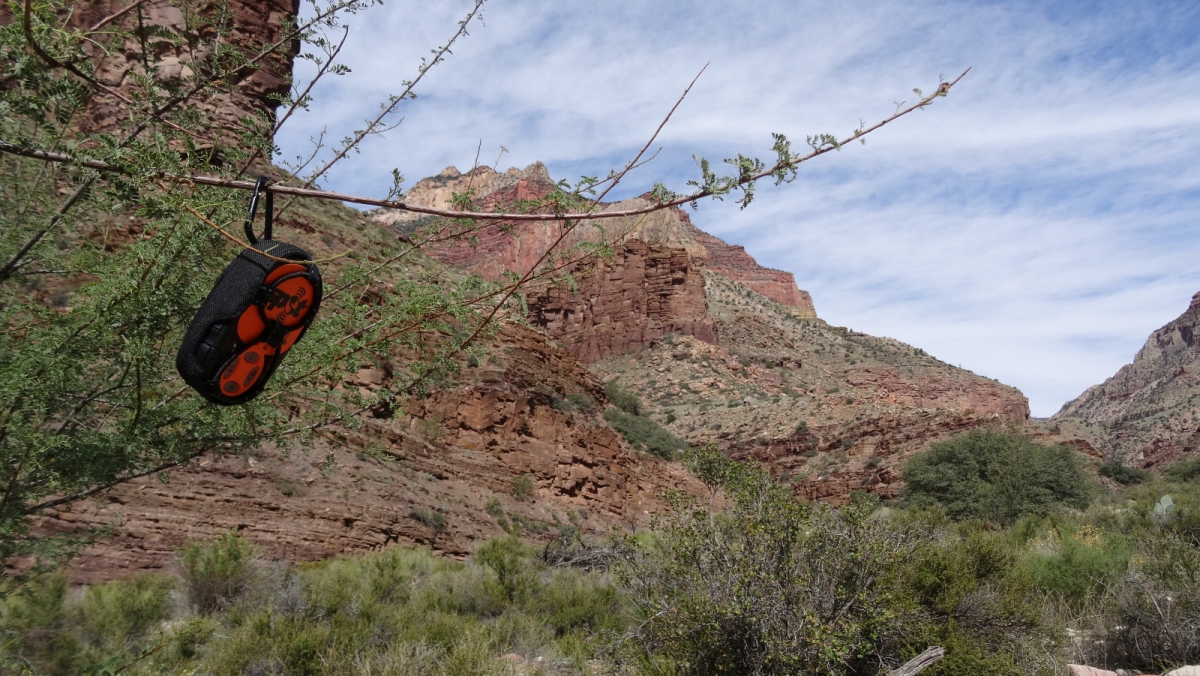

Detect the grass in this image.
[1,535,627,675]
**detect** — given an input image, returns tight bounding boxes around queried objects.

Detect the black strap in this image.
[244,176,273,245]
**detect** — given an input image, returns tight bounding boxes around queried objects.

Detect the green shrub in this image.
[1166,458,1200,482]
[76,573,175,652]
[1018,525,1131,601]
[566,392,594,412]
[176,531,258,615]
[617,459,930,675]
[484,496,504,518]
[510,474,535,501]
[476,536,533,603]
[410,507,449,536]
[1099,461,1151,486]
[603,380,641,415]
[901,430,1094,525]
[603,407,689,460]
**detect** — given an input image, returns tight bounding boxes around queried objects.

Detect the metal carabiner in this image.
[244,176,274,245]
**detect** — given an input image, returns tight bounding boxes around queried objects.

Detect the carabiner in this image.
[244,176,274,245]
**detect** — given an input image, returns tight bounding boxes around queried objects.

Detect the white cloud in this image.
[277,0,1200,416]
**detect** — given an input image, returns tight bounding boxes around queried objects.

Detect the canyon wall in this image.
[370,164,819,318]
[1054,290,1200,466]
[526,240,717,363]
[34,324,694,584]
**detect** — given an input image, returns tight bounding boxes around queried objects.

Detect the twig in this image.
[1,65,968,223]
[890,647,945,676]
[87,0,151,33]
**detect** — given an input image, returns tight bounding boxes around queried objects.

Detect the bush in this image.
[617,457,931,675]
[1166,458,1200,482]
[1099,461,1151,486]
[603,407,689,460]
[604,380,641,415]
[476,536,533,603]
[76,573,175,653]
[510,474,536,501]
[410,507,449,538]
[1017,524,1131,601]
[901,430,1094,525]
[176,531,258,615]
[566,392,594,412]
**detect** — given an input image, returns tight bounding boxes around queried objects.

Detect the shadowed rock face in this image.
[1,0,300,143]
[1054,290,1200,467]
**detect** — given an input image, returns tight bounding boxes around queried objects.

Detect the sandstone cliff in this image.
[38,321,694,584]
[368,163,818,317]
[1053,290,1200,467]
[526,240,717,363]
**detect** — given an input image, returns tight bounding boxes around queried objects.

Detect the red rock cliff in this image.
[675,210,816,317]
[369,165,818,319]
[526,240,718,363]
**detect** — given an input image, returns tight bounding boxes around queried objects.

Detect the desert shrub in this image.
[566,392,595,412]
[603,407,690,460]
[176,531,258,615]
[1099,461,1151,486]
[1089,532,1200,671]
[76,573,175,653]
[484,496,504,518]
[603,380,641,415]
[410,507,450,542]
[617,456,927,675]
[0,573,85,673]
[1166,458,1200,482]
[0,572,177,674]
[901,430,1094,525]
[476,536,534,603]
[510,473,536,501]
[1018,525,1132,602]
[552,397,574,412]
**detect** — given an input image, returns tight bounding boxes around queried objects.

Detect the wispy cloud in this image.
[277,0,1200,416]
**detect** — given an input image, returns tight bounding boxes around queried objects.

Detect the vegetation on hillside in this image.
[4,435,1197,675]
[900,430,1094,524]
[602,381,691,460]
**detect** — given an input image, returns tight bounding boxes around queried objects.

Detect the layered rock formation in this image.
[1053,290,1200,466]
[593,273,1030,505]
[37,323,695,584]
[526,240,717,363]
[675,210,816,317]
[369,163,818,317]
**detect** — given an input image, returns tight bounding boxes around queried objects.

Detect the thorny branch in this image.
[0,68,970,230]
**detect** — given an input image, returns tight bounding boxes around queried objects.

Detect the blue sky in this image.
[276,0,1200,417]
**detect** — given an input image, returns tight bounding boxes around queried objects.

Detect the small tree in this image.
[901,430,1094,524]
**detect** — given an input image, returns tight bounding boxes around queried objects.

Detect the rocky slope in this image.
[40,320,692,584]
[1053,290,1200,467]
[369,163,818,317]
[592,273,1030,505]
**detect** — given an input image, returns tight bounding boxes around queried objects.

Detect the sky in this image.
[275,0,1200,417]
